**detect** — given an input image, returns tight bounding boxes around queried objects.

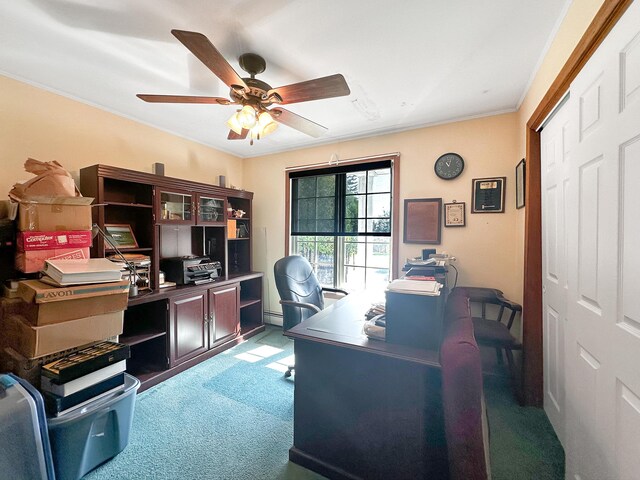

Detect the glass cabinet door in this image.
[198,196,225,224]
[158,191,193,223]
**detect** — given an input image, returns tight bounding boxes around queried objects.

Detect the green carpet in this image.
[84,326,563,480]
[484,375,564,479]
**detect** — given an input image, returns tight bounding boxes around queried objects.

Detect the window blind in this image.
[290,160,392,237]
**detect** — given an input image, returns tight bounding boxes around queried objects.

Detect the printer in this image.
[160,256,221,285]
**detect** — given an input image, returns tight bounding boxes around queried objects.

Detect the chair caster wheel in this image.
[284,370,292,378]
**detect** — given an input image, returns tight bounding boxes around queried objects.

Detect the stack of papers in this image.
[42,258,125,286]
[386,279,442,296]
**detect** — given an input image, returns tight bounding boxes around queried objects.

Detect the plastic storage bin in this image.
[0,373,56,480]
[47,373,140,480]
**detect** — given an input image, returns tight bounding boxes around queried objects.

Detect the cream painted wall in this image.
[243,113,521,316]
[513,0,606,294]
[0,75,242,196]
[518,0,607,131]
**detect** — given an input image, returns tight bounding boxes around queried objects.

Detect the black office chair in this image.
[274,255,347,377]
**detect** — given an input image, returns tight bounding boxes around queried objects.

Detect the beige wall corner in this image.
[518,0,607,134]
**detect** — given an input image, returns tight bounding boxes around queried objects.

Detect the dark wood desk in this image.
[285,292,448,480]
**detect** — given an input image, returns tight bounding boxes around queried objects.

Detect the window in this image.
[287,156,399,290]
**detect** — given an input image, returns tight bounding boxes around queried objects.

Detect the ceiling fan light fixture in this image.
[237,105,257,129]
[258,111,278,137]
[226,111,244,135]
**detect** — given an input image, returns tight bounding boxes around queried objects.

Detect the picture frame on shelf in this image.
[444,202,466,227]
[403,198,442,244]
[516,159,526,209]
[104,224,138,249]
[471,177,506,213]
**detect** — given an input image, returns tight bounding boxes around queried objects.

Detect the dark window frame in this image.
[285,154,400,283]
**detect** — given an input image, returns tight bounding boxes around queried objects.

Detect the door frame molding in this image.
[523,0,633,406]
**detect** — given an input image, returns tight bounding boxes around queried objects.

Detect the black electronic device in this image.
[422,248,436,260]
[0,219,16,282]
[160,256,221,285]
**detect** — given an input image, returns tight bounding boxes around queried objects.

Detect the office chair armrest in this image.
[279,299,322,314]
[321,287,349,296]
[465,288,521,311]
[494,292,522,312]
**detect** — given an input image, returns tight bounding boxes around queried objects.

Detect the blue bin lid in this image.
[0,373,56,480]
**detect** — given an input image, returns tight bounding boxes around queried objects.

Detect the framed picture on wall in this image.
[403,198,442,244]
[444,202,466,227]
[516,159,526,209]
[471,177,506,213]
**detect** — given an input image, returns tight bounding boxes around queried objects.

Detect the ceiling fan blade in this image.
[228,129,249,140]
[137,94,231,105]
[270,108,327,138]
[171,29,248,90]
[268,74,350,105]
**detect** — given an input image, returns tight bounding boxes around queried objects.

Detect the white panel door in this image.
[541,97,572,446]
[562,2,640,479]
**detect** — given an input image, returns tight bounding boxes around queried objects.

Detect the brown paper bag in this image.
[9,159,80,201]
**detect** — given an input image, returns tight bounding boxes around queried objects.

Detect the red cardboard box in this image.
[17,230,92,250]
[15,247,90,273]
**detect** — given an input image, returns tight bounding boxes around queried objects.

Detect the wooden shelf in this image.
[130,366,168,392]
[106,247,153,253]
[80,164,262,393]
[105,201,153,209]
[240,298,261,309]
[120,330,166,347]
[240,322,264,336]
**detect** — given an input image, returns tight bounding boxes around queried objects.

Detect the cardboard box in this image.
[17,197,93,232]
[17,230,92,250]
[3,311,124,359]
[16,279,129,326]
[15,247,90,273]
[1,297,22,319]
[227,219,237,239]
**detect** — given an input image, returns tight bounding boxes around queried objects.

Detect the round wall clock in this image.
[434,153,464,180]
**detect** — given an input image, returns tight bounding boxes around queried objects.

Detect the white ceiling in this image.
[0,0,569,158]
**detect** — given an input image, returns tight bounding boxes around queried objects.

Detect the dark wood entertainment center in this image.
[80,165,264,392]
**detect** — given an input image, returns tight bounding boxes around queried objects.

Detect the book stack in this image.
[41,258,124,287]
[39,341,130,416]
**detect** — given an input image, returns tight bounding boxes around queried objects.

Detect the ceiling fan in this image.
[137,30,351,144]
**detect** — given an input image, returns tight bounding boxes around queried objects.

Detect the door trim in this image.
[523,0,633,406]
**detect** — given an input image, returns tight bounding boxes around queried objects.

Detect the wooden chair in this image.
[459,287,522,388]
